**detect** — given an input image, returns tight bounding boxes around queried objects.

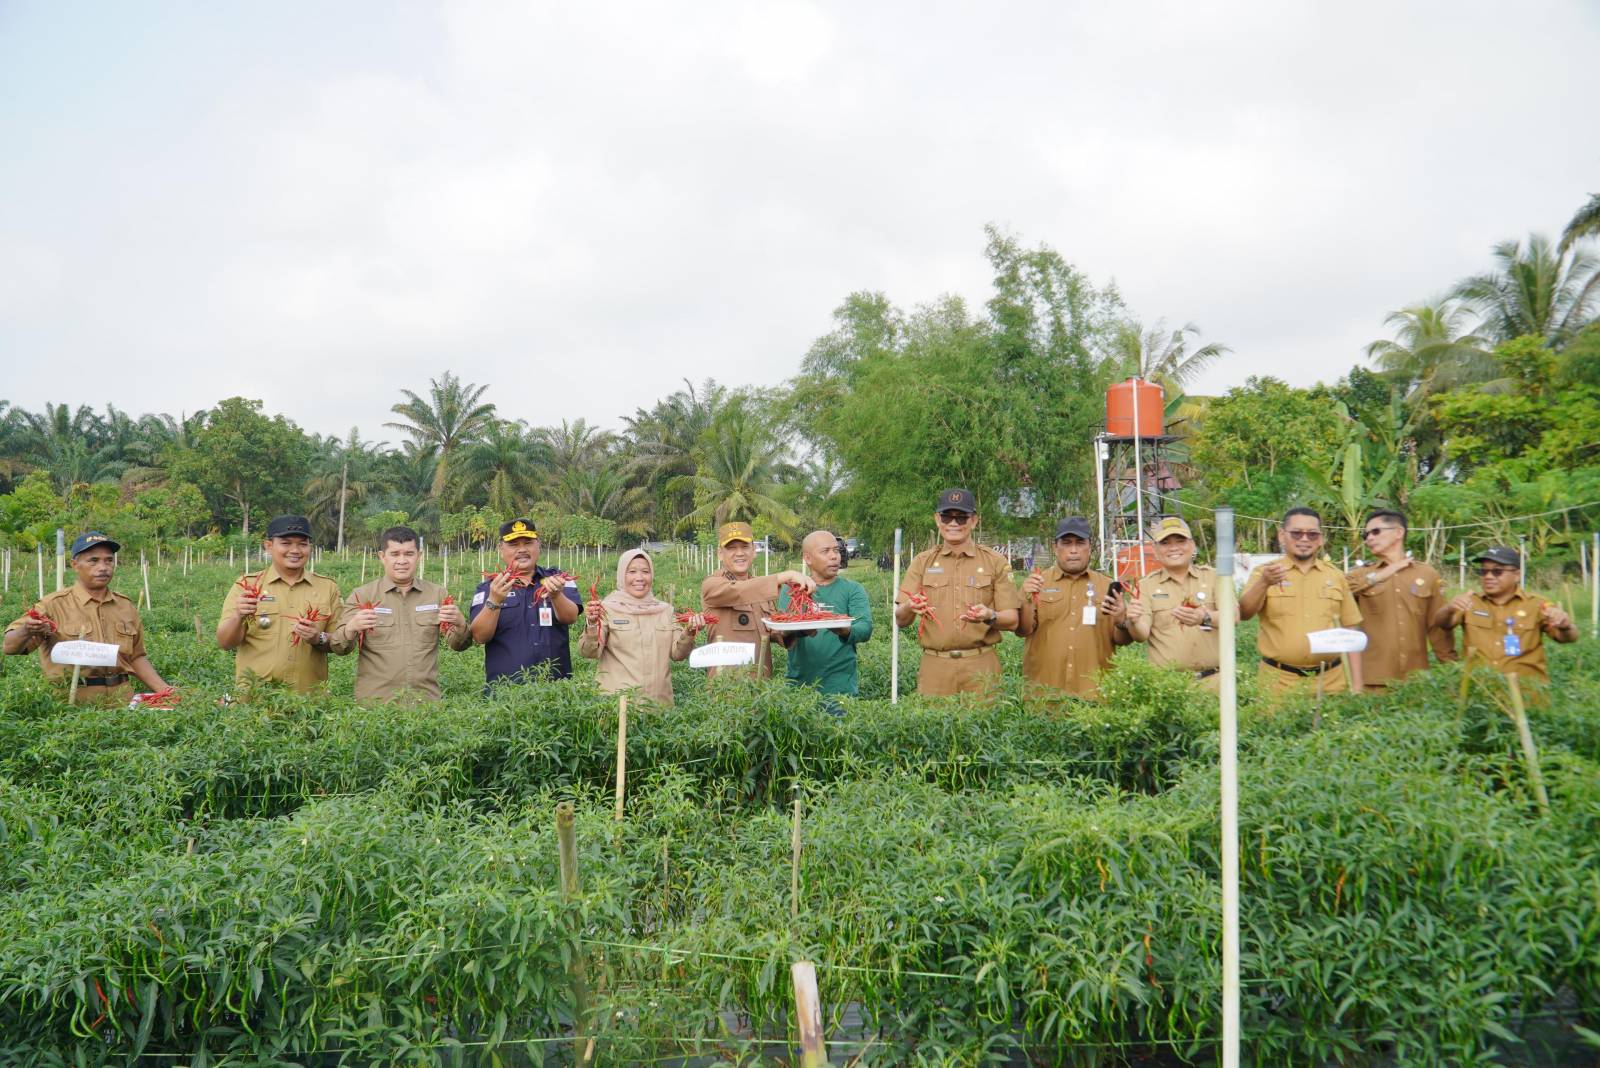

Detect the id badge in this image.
[1502,631,1521,657]
[1081,605,1097,626]
[539,604,553,628]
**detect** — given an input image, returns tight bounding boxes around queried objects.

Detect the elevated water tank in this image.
[1106,377,1165,437]
[1115,543,1160,582]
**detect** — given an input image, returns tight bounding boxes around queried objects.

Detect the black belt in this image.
[1194,667,1219,680]
[1260,656,1337,677]
[79,674,129,688]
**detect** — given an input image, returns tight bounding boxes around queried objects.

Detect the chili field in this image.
[0,553,1597,1065]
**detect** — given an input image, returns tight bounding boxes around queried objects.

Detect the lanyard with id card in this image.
[539,602,553,628]
[1082,585,1096,626]
[1502,618,1520,657]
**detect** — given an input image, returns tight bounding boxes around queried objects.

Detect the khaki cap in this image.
[718,521,756,546]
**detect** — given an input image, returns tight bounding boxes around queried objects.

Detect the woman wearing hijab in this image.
[578,548,707,706]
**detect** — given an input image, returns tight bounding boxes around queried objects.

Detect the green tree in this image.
[459,420,544,517]
[166,397,312,537]
[1189,377,1345,515]
[385,373,495,505]
[669,399,800,538]
[1559,191,1600,254]
[1452,234,1600,349]
[1108,319,1229,390]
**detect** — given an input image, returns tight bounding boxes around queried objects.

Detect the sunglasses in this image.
[938,512,973,524]
[1477,567,1516,578]
[1283,529,1323,540]
[1361,526,1398,539]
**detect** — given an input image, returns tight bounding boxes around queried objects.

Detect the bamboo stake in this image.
[3,548,9,593]
[1215,508,1240,1068]
[55,529,64,591]
[890,527,902,704]
[790,961,827,1068]
[614,696,628,822]
[37,549,44,599]
[193,614,204,641]
[1592,532,1599,640]
[1504,674,1549,815]
[360,548,367,585]
[556,803,595,1067]
[791,793,803,920]
[1458,540,1466,590]
[141,552,152,610]
[443,546,450,592]
[67,625,87,706]
[1518,536,1526,587]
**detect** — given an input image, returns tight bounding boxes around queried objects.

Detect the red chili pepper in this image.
[533,571,576,602]
[439,594,454,633]
[135,687,180,710]
[674,612,719,625]
[236,573,264,598]
[353,601,378,648]
[25,607,58,635]
[767,583,850,623]
[290,606,326,645]
[906,589,938,640]
[588,582,605,647]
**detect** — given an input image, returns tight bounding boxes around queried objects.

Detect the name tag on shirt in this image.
[471,591,486,607]
[1081,605,1097,626]
[416,603,438,612]
[375,607,394,615]
[539,604,553,627]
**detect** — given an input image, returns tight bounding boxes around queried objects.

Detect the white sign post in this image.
[51,639,120,705]
[688,642,756,670]
[890,528,902,704]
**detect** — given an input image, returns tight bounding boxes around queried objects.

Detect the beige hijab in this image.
[603,548,671,617]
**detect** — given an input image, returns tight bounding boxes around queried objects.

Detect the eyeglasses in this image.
[1283,529,1323,541]
[938,512,973,524]
[1362,526,1398,539]
[1477,567,1516,578]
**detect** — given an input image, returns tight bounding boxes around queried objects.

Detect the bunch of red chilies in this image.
[767,583,850,624]
[289,606,327,645]
[673,611,718,625]
[134,687,180,710]
[25,607,57,635]
[480,569,577,602]
[236,574,264,598]
[439,594,455,632]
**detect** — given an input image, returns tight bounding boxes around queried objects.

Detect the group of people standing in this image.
[2,491,1581,708]
[895,488,1579,701]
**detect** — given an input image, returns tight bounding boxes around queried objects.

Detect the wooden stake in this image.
[360,548,367,585]
[1505,674,1549,815]
[791,793,803,920]
[37,549,44,599]
[1458,540,1466,589]
[614,696,628,822]
[556,803,595,1067]
[790,961,827,1068]
[1215,508,1241,1068]
[194,614,205,641]
[68,625,87,706]
[141,552,152,610]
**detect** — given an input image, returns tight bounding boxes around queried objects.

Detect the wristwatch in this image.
[486,600,505,611]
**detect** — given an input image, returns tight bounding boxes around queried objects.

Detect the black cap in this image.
[265,515,312,539]
[1054,516,1093,541]
[69,531,120,557]
[1473,545,1520,569]
[499,518,539,541]
[936,488,977,514]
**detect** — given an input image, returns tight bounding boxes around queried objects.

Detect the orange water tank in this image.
[1115,544,1160,582]
[1105,377,1164,437]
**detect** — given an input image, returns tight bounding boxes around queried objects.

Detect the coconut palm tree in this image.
[1109,320,1229,390]
[459,420,545,517]
[384,373,495,505]
[1559,192,1600,254]
[668,402,800,538]
[1452,234,1600,349]
[1364,299,1495,400]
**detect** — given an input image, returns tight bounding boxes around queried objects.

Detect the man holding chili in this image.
[1433,545,1576,686]
[4,531,170,705]
[1239,507,1365,694]
[895,488,1019,698]
[699,521,813,680]
[1016,516,1131,699]
[1345,509,1456,691]
[1124,516,1227,692]
[216,515,343,693]
[468,518,582,691]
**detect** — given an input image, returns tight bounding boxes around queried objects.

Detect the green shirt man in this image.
[775,531,873,697]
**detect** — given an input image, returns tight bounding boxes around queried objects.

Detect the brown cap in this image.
[717,521,755,546]
[1150,516,1193,540]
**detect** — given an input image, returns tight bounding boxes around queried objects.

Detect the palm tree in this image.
[1452,234,1600,349]
[304,430,388,547]
[1559,192,1600,254]
[459,420,545,517]
[668,402,800,538]
[531,419,615,482]
[623,378,727,531]
[1363,299,1495,400]
[384,373,495,505]
[1109,320,1229,390]
[549,461,653,538]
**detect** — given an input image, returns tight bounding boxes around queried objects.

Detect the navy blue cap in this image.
[70,531,120,557]
[265,515,312,539]
[1054,516,1093,541]
[936,488,977,514]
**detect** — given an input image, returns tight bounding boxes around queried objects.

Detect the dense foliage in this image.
[0,553,1596,1064]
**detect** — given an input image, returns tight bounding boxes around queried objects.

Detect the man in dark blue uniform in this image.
[467,518,583,691]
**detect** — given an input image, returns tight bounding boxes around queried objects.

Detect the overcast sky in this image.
[2,1,1597,441]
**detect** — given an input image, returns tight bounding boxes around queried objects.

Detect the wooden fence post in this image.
[556,803,595,1067]
[614,696,628,822]
[791,961,828,1067]
[1504,675,1549,815]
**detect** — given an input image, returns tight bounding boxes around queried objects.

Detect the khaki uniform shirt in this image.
[701,572,786,678]
[1457,589,1555,682]
[1136,565,1221,673]
[7,584,147,696]
[219,565,342,691]
[330,577,471,701]
[578,608,696,706]
[1020,567,1121,698]
[1346,559,1456,687]
[1254,556,1362,669]
[900,542,1020,652]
